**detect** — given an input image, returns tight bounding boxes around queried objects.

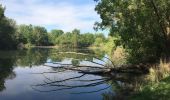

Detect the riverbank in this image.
[26,45,101,50]
[31,45,59,49]
[130,76,170,100]
[129,61,170,100]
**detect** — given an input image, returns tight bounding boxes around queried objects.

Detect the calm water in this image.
[0,48,147,100]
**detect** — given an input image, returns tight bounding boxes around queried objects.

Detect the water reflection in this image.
[102,73,148,100]
[16,49,49,67]
[14,48,105,67]
[0,48,108,100]
[0,48,149,100]
[0,58,16,91]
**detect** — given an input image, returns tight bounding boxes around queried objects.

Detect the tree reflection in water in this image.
[0,48,106,93]
[31,51,114,94]
[31,51,149,100]
[0,48,50,92]
[0,48,150,99]
[0,58,16,91]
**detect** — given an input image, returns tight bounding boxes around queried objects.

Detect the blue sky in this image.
[0,0,108,35]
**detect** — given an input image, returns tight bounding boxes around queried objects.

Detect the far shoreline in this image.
[31,45,59,49]
[29,45,101,49]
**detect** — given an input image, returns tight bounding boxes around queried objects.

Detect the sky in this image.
[0,0,108,35]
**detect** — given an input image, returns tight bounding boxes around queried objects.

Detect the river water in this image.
[0,48,147,100]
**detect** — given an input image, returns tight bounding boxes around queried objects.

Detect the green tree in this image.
[17,24,33,44]
[95,33,105,40]
[0,5,17,49]
[94,37,104,46]
[95,0,170,63]
[51,29,64,37]
[48,29,64,44]
[33,26,48,46]
[79,33,95,47]
[93,33,106,46]
[72,29,80,47]
[57,32,73,47]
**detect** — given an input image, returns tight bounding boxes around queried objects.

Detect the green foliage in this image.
[17,25,49,46]
[17,24,33,44]
[48,29,64,44]
[93,33,106,46]
[78,33,95,47]
[130,76,170,100]
[57,32,74,47]
[72,29,80,47]
[102,36,118,55]
[95,0,170,63]
[55,29,82,47]
[0,4,106,49]
[16,26,103,48]
[0,5,17,50]
[55,29,99,48]
[0,58,15,91]
[51,29,64,37]
[32,26,48,45]
[129,61,170,100]
[94,37,103,46]
[71,59,80,66]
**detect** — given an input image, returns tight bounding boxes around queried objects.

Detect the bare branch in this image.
[34,74,86,86]
[71,85,111,94]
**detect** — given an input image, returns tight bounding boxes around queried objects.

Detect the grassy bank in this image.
[130,76,170,100]
[130,61,170,100]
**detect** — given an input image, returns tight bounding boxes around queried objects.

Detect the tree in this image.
[95,0,170,63]
[17,24,33,44]
[94,37,104,46]
[33,26,48,46]
[93,33,106,46]
[0,5,17,49]
[79,33,95,47]
[48,29,64,45]
[51,29,64,37]
[94,33,105,41]
[72,29,80,47]
[56,32,73,47]
[56,30,96,48]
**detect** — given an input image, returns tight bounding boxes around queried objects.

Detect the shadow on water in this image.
[0,49,50,91]
[32,70,148,100]
[0,58,16,91]
[0,48,149,100]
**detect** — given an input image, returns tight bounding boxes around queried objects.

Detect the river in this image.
[0,48,148,100]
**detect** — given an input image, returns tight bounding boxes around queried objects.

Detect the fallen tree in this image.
[43,62,150,75]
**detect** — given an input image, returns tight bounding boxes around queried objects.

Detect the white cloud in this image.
[0,0,101,32]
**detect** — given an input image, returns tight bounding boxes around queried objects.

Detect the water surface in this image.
[0,48,147,100]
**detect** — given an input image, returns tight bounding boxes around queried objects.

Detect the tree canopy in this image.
[95,0,170,63]
[0,5,17,50]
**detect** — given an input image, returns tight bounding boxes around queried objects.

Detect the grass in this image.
[147,60,170,82]
[130,60,170,100]
[130,76,170,100]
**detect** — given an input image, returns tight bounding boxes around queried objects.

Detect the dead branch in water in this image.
[43,62,149,75]
[31,52,151,93]
[31,70,111,93]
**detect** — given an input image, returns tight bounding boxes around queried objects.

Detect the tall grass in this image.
[130,60,170,100]
[147,59,170,82]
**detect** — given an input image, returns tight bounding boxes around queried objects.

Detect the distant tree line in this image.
[0,4,107,49]
[16,25,49,46]
[17,24,106,48]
